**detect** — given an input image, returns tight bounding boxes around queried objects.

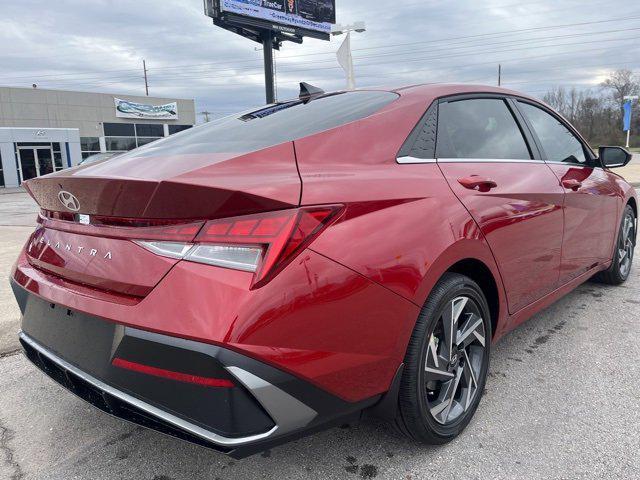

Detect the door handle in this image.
[458,176,498,192]
[562,179,582,191]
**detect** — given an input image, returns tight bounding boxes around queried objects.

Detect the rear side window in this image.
[517,102,587,165]
[436,98,531,159]
[132,91,398,157]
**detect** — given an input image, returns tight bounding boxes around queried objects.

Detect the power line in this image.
[1,14,638,82]
[28,41,639,92]
[14,29,640,89]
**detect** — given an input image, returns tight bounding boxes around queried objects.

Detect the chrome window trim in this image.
[545,160,601,169]
[437,158,543,164]
[395,157,603,167]
[396,155,437,164]
[19,332,317,447]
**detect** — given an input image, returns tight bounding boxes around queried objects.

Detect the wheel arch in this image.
[627,196,637,219]
[446,258,500,340]
[413,234,508,341]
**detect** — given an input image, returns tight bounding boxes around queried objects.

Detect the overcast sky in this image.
[1,0,639,122]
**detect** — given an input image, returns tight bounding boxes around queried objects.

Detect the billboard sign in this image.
[218,0,335,36]
[114,98,178,120]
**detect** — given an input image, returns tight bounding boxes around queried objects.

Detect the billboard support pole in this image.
[262,30,276,104]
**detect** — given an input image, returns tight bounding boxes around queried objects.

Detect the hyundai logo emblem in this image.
[58,191,81,212]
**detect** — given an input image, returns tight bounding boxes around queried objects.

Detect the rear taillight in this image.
[136,205,343,288]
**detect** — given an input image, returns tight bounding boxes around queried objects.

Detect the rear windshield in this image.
[133,91,398,156]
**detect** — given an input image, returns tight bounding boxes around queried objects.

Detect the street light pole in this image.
[332,22,366,91]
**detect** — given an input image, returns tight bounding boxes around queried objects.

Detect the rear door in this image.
[436,96,565,314]
[514,100,619,284]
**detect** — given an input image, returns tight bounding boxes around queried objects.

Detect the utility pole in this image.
[200,110,212,122]
[498,64,502,87]
[143,59,149,96]
[262,31,275,104]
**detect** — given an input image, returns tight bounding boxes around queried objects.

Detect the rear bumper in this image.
[13,281,376,458]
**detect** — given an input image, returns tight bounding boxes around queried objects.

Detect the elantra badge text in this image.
[30,235,112,260]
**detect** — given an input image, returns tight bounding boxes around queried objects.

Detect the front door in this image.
[435,96,565,314]
[18,147,54,183]
[515,101,619,284]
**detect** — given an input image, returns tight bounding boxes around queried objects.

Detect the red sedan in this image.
[11,84,636,458]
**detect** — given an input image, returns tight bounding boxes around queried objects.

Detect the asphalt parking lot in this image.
[1,189,639,480]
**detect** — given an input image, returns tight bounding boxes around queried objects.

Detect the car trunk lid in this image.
[22,142,301,297]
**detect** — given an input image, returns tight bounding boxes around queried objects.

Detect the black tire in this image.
[592,204,636,285]
[395,273,491,444]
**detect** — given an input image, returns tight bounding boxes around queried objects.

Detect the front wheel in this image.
[593,204,636,285]
[395,273,491,444]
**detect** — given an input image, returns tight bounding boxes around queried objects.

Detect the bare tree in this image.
[601,69,640,112]
[541,70,639,147]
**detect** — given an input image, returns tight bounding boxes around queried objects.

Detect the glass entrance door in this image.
[36,148,54,176]
[17,147,54,183]
[18,149,38,183]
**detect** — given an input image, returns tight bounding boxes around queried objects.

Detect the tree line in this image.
[541,69,639,148]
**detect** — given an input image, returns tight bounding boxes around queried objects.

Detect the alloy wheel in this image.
[424,296,486,425]
[619,213,635,278]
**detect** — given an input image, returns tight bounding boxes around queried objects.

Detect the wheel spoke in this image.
[461,350,478,410]
[441,367,463,422]
[442,297,468,361]
[457,316,485,349]
[425,365,455,382]
[619,248,628,262]
[425,335,454,382]
[624,217,633,240]
[429,367,463,422]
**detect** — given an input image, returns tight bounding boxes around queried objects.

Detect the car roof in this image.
[388,83,539,101]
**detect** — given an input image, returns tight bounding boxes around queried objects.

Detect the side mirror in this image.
[598,146,632,168]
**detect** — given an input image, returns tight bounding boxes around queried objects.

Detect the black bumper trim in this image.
[13,278,382,457]
[20,332,278,449]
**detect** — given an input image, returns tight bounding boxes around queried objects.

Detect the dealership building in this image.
[0,86,196,188]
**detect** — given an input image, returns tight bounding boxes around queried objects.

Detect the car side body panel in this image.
[438,161,565,314]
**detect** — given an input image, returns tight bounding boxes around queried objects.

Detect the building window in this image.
[135,124,164,137]
[81,137,101,158]
[168,124,192,135]
[105,137,137,152]
[136,137,162,147]
[103,122,168,152]
[52,143,63,171]
[104,123,135,137]
[81,137,100,151]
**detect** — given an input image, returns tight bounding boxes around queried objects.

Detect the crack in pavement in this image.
[0,349,22,359]
[0,418,25,480]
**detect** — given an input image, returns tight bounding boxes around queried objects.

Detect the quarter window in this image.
[436,98,531,160]
[517,102,587,165]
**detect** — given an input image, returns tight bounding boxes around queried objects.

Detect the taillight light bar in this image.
[136,205,343,288]
[112,358,234,388]
[39,211,204,242]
